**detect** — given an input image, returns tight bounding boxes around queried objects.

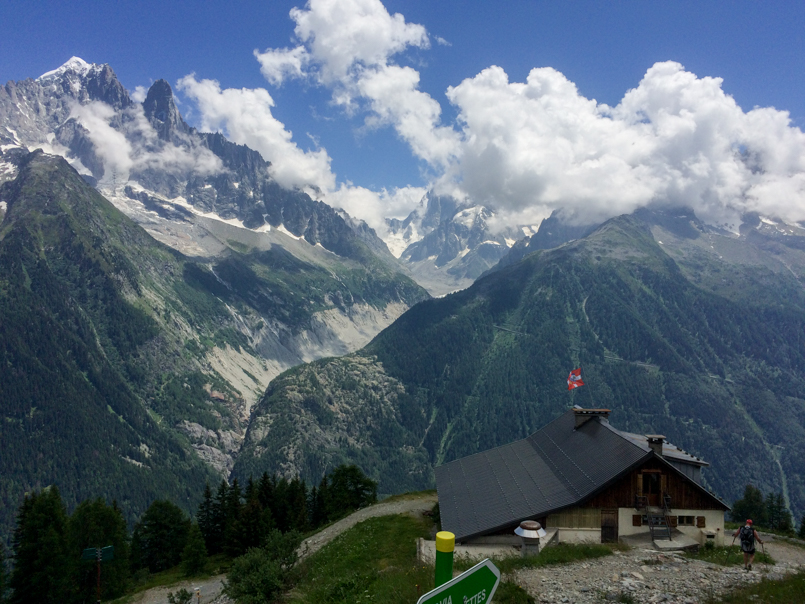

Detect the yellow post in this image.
[435,531,455,587]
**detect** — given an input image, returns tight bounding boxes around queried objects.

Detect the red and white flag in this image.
[567,368,584,390]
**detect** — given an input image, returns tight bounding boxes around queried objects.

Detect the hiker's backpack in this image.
[739,525,755,551]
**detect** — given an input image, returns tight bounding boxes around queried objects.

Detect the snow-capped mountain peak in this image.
[37,56,96,81]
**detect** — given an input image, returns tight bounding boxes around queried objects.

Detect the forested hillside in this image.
[234,210,805,523]
[0,150,426,544]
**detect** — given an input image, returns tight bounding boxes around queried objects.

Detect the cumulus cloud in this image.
[254,45,309,86]
[282,0,429,85]
[442,61,805,229]
[177,74,335,194]
[254,0,458,168]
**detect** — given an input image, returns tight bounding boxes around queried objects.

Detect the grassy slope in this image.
[706,572,805,603]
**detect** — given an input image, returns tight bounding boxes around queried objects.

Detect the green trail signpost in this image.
[417,558,501,604]
[81,545,114,603]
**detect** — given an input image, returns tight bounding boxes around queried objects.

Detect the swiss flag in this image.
[567,368,584,390]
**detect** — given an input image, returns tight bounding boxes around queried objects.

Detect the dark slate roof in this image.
[617,431,708,466]
[435,408,716,541]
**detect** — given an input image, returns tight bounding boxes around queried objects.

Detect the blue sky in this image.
[3,1,805,230]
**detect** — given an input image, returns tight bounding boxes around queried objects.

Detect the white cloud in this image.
[131,85,148,103]
[177,75,335,193]
[254,45,309,86]
[441,61,805,229]
[71,101,135,180]
[285,0,428,85]
[254,0,457,167]
[357,64,459,168]
[328,183,426,233]
[70,100,223,184]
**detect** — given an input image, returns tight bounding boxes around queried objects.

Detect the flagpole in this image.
[581,365,595,406]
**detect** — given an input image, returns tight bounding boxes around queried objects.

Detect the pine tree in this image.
[257,472,274,512]
[287,477,309,533]
[69,498,131,601]
[131,500,190,573]
[326,464,378,521]
[798,515,805,539]
[197,484,215,552]
[310,475,330,528]
[244,476,256,503]
[223,479,243,552]
[731,485,766,526]
[181,523,208,577]
[0,542,7,604]
[765,492,782,530]
[208,480,229,555]
[272,477,290,533]
[228,497,271,556]
[775,493,793,533]
[9,487,72,604]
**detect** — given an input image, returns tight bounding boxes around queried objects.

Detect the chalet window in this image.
[678,516,695,526]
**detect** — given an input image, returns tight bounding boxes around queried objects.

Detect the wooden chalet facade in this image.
[435,407,729,547]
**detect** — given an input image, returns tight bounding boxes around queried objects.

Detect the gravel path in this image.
[512,540,805,604]
[126,575,226,604]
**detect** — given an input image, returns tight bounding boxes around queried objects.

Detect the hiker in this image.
[732,519,763,571]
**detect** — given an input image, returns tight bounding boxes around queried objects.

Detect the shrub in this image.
[167,588,193,604]
[224,530,301,604]
[223,548,286,604]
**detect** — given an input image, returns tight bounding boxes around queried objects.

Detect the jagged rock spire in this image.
[142,79,189,141]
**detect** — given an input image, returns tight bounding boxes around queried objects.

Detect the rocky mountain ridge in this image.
[384,192,530,295]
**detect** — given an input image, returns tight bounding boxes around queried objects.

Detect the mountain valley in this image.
[2,55,805,547]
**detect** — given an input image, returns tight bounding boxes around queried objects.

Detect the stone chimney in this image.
[646,435,665,456]
[573,408,611,428]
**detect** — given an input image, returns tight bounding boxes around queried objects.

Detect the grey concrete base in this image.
[621,530,700,552]
[417,529,559,565]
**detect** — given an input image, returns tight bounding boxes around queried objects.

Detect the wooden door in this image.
[644,472,661,507]
[601,510,618,543]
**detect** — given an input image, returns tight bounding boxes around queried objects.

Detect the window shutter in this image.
[696,516,706,528]
[669,516,678,528]
[636,473,643,496]
[633,515,642,527]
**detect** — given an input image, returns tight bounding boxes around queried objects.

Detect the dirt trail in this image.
[298,492,438,559]
[125,574,225,604]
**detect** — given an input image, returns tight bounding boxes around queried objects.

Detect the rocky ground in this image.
[512,535,805,604]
